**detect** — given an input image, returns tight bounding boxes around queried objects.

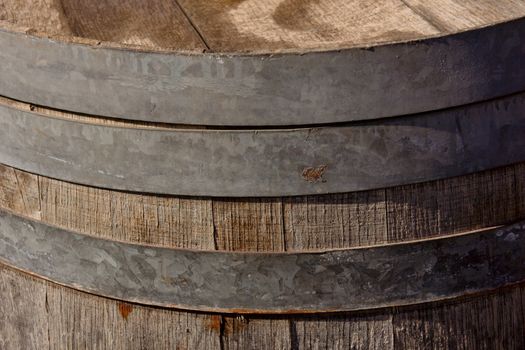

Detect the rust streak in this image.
[118,303,133,320]
[206,315,222,333]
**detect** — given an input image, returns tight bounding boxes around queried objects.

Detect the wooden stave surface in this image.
[2,263,525,350]
[1,161,524,252]
[1,161,525,348]
[1,17,525,126]
[1,92,525,197]
[2,0,525,53]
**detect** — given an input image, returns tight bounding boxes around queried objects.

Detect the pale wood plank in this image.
[0,165,41,220]
[39,176,215,249]
[59,0,206,50]
[0,264,49,350]
[403,0,525,32]
[0,0,206,50]
[2,0,525,52]
[213,198,285,252]
[0,0,73,35]
[177,0,440,52]
[283,190,387,251]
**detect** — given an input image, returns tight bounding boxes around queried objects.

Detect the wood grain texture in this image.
[3,263,525,349]
[0,264,221,350]
[213,198,285,252]
[385,164,520,242]
[1,162,525,251]
[0,265,49,350]
[1,0,525,52]
[0,0,73,35]
[283,190,387,251]
[46,285,220,350]
[292,313,394,350]
[176,0,440,52]
[403,0,525,32]
[0,0,205,50]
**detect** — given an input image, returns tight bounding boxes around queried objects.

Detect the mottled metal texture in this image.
[1,93,525,196]
[1,209,525,314]
[1,18,525,126]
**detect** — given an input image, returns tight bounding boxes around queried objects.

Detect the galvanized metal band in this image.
[1,93,525,197]
[1,209,524,314]
[1,18,525,126]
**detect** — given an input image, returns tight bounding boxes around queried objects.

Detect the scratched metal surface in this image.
[1,18,525,126]
[0,209,524,314]
[1,93,525,197]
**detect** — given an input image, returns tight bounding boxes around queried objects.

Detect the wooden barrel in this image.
[1,1,525,349]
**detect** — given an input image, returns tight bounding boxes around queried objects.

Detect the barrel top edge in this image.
[1,14,524,57]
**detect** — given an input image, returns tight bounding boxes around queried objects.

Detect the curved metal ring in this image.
[1,209,524,314]
[1,18,525,126]
[1,93,525,197]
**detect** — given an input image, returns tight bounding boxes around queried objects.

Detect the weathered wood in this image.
[2,0,525,52]
[39,176,215,249]
[213,198,285,252]
[386,164,520,242]
[293,313,394,350]
[0,0,205,50]
[403,0,525,32]
[46,285,220,350]
[3,262,525,349]
[221,317,291,350]
[177,0,440,52]
[0,264,49,350]
[2,162,525,251]
[287,186,394,349]
[0,264,221,350]
[283,190,387,251]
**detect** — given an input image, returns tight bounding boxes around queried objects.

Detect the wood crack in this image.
[399,0,451,33]
[172,0,211,51]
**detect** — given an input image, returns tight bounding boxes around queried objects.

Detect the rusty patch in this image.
[206,315,222,333]
[118,303,133,320]
[302,165,327,183]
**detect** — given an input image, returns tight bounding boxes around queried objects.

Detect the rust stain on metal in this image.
[118,303,133,320]
[302,165,327,182]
